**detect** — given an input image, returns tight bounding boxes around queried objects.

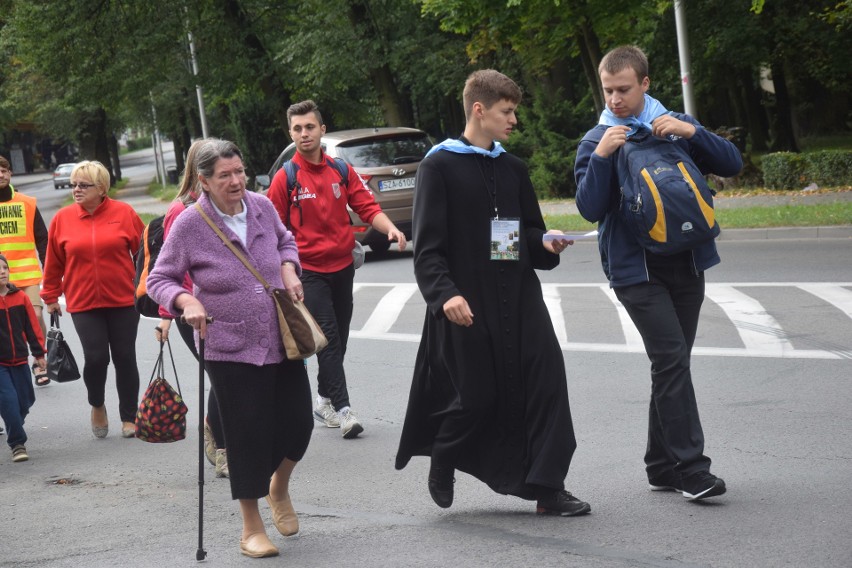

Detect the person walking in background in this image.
[0,253,45,462]
[148,139,313,559]
[0,156,50,386]
[41,160,144,440]
[395,70,589,517]
[153,139,228,478]
[267,99,406,439]
[574,45,742,501]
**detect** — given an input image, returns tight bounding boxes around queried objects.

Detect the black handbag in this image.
[45,312,81,383]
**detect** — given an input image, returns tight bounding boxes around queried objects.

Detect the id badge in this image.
[490,218,521,261]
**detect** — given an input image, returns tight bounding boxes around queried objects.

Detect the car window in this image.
[334,135,431,168]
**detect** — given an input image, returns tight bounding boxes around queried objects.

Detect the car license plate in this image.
[378,177,415,191]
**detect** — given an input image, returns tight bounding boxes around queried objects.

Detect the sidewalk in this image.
[112,176,170,216]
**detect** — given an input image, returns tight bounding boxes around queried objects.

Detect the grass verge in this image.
[544,201,852,231]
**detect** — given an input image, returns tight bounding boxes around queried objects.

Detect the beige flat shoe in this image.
[91,406,108,439]
[239,532,279,558]
[121,421,136,438]
[266,493,299,536]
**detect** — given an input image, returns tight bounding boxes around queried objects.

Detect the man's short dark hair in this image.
[0,156,10,170]
[287,99,324,127]
[462,70,523,121]
[599,45,649,81]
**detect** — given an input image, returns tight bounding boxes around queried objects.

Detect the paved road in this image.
[1,236,851,567]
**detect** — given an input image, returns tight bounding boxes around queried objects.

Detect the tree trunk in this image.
[576,22,604,116]
[347,0,413,126]
[221,0,291,132]
[171,133,185,176]
[109,134,122,181]
[78,108,115,185]
[768,62,799,152]
[739,71,768,152]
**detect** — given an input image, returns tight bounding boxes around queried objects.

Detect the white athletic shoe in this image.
[338,408,363,439]
[313,397,340,428]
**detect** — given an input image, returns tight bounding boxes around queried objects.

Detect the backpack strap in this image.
[283,157,351,229]
[282,160,301,229]
[326,157,349,188]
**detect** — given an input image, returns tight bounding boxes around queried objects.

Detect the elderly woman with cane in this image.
[147,139,312,558]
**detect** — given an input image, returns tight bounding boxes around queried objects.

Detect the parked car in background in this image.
[53,163,76,189]
[255,127,432,252]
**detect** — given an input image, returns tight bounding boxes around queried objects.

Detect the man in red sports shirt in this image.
[267,100,406,439]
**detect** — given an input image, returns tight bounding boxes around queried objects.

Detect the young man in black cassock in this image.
[394,69,590,516]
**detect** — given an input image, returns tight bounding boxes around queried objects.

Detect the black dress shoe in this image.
[428,466,455,508]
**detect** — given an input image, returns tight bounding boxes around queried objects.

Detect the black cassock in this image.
[394,147,578,499]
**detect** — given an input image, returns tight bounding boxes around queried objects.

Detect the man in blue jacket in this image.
[574,45,742,501]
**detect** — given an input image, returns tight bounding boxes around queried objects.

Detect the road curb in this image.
[718,225,852,241]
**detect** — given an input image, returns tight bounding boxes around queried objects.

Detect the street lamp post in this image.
[674,0,697,118]
[187,28,209,139]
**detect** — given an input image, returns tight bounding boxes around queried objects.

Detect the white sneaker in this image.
[313,398,340,428]
[338,408,363,439]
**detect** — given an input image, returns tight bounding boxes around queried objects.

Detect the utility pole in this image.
[674,0,697,118]
[150,94,166,186]
[187,24,209,139]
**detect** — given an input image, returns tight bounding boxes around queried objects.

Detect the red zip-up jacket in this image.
[41,198,144,312]
[267,151,382,273]
[0,283,45,366]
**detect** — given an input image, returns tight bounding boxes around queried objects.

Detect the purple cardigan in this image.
[147,191,301,365]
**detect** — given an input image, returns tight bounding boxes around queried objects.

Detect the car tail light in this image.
[357,173,372,185]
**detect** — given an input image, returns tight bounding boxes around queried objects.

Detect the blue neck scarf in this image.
[425,137,506,159]
[599,94,670,137]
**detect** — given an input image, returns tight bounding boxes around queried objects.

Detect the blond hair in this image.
[71,161,110,194]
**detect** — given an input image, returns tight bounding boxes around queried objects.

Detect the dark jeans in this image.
[0,364,34,448]
[174,318,225,449]
[71,307,140,423]
[301,264,355,410]
[614,261,712,479]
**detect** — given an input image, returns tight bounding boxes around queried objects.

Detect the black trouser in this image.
[174,318,225,449]
[301,264,355,410]
[205,358,313,500]
[614,259,712,479]
[71,307,140,423]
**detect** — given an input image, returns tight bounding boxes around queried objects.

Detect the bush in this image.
[126,137,153,151]
[803,151,852,187]
[761,152,804,189]
[762,150,852,189]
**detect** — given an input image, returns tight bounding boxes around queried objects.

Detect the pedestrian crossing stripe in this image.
[350,283,852,360]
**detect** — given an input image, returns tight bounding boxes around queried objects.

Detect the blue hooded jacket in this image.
[574,112,743,288]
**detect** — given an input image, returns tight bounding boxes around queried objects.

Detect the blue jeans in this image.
[0,364,35,448]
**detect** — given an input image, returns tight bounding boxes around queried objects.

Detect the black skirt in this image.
[205,358,313,500]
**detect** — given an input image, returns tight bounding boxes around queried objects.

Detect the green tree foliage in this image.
[0,0,848,194]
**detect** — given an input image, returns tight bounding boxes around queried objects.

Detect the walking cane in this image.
[193,316,213,562]
[196,329,207,561]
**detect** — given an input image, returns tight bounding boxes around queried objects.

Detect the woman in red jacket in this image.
[41,161,144,439]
